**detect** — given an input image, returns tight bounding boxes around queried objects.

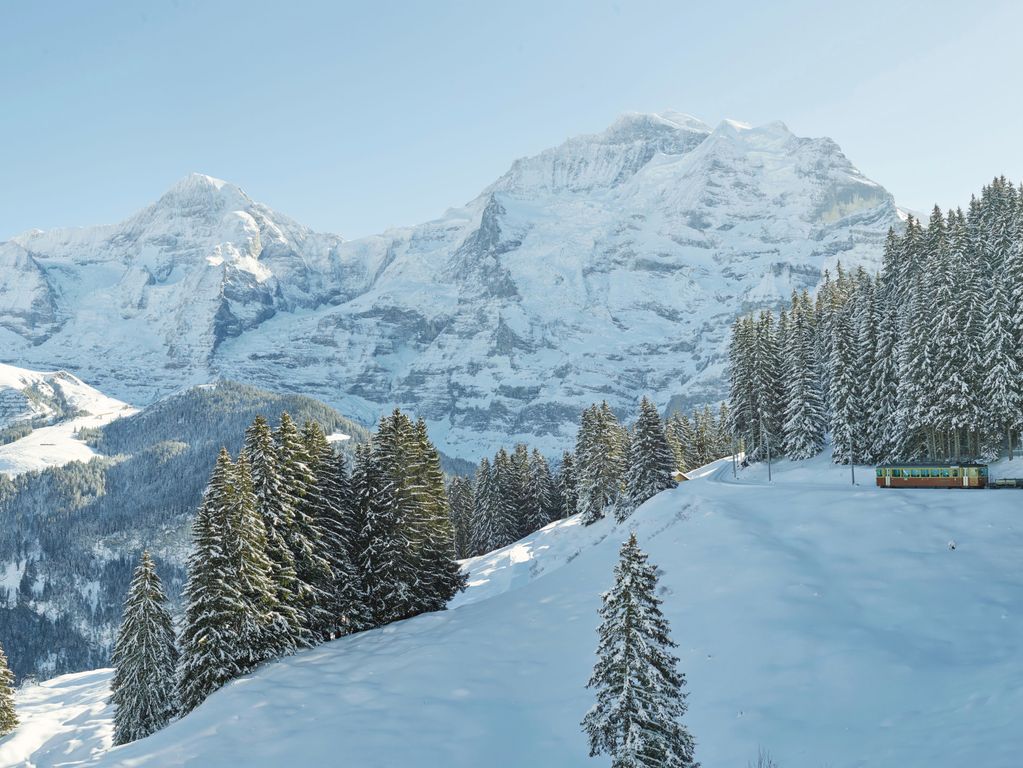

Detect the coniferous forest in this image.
[728,176,1023,465]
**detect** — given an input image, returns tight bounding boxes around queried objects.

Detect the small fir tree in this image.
[110,551,178,745]
[582,534,697,768]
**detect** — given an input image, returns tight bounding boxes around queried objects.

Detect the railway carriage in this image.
[875,463,988,489]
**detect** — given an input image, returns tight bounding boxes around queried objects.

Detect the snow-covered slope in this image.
[0,113,901,457]
[0,363,134,476]
[6,455,1021,768]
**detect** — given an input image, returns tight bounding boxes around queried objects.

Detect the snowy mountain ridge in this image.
[4,455,1021,768]
[0,112,901,457]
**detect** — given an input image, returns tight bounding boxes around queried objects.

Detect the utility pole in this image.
[732,438,737,479]
[761,411,772,483]
[850,424,856,486]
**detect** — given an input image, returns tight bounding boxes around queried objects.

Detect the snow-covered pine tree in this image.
[491,447,523,546]
[178,449,246,714]
[468,457,498,556]
[303,428,370,638]
[0,640,17,737]
[275,414,330,642]
[509,443,534,538]
[931,209,977,461]
[243,416,302,649]
[581,533,697,768]
[753,311,785,459]
[361,410,420,625]
[782,292,826,460]
[575,403,627,525]
[110,551,178,745]
[727,315,759,457]
[524,448,556,533]
[407,418,466,612]
[618,397,676,521]
[447,475,474,559]
[868,300,902,462]
[555,450,578,520]
[829,308,860,464]
[665,411,696,472]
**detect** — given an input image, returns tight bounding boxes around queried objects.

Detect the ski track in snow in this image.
[4,454,1023,767]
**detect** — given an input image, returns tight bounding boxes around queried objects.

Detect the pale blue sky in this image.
[2,0,1020,240]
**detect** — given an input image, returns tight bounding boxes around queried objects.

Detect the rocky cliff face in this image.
[0,112,901,457]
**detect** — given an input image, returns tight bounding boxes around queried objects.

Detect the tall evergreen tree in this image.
[447,475,475,559]
[177,449,247,714]
[525,448,556,533]
[275,413,330,642]
[619,397,676,521]
[576,403,627,525]
[782,292,826,460]
[110,551,178,745]
[360,410,419,625]
[0,640,17,738]
[491,447,523,545]
[243,416,302,649]
[303,426,370,638]
[582,534,696,768]
[468,457,499,556]
[555,451,578,520]
[408,418,466,611]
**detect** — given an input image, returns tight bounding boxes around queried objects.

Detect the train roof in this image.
[875,462,988,468]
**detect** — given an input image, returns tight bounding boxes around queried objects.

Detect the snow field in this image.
[4,453,1022,767]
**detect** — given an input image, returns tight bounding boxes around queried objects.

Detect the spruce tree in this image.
[300,426,370,638]
[361,410,419,625]
[178,449,246,714]
[0,640,17,738]
[555,451,579,520]
[782,292,826,460]
[276,413,330,642]
[576,403,627,525]
[408,418,466,611]
[447,475,475,559]
[619,397,676,521]
[491,447,523,545]
[243,416,302,649]
[582,534,696,768]
[524,448,556,533]
[468,457,499,556]
[110,551,178,745]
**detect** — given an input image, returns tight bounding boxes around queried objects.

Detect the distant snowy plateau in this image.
[0,112,900,457]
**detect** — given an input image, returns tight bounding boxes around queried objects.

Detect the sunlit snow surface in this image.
[4,455,1022,767]
[0,363,135,476]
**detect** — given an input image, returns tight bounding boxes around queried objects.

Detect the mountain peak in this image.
[154,173,251,214]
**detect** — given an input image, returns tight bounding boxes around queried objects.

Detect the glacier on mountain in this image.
[0,112,900,458]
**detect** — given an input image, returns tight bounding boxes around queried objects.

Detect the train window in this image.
[876,469,882,477]
[951,469,959,477]
[942,469,950,477]
[911,469,920,477]
[894,469,902,477]
[980,467,989,476]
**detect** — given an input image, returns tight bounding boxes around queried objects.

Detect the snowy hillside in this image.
[0,112,901,458]
[0,363,134,476]
[5,455,1021,768]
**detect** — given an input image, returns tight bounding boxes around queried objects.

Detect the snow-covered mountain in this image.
[5,456,1021,768]
[0,363,134,476]
[0,113,900,457]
